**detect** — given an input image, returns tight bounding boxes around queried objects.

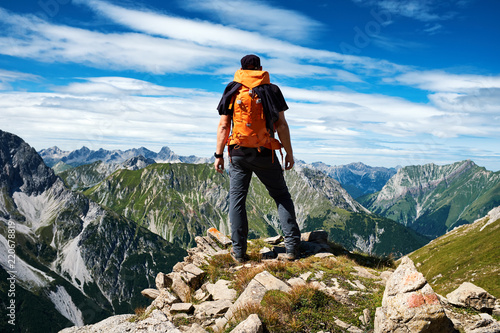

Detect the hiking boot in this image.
[285,250,299,261]
[230,249,249,263]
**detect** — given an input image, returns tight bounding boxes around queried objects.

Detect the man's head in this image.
[240,54,261,70]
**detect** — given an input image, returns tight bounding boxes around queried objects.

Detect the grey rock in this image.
[301,230,328,243]
[264,235,283,245]
[206,279,237,302]
[194,299,233,318]
[374,256,457,333]
[230,314,263,333]
[171,272,192,303]
[170,303,194,314]
[207,227,232,249]
[141,288,160,300]
[446,282,496,311]
[59,310,181,333]
[253,270,290,293]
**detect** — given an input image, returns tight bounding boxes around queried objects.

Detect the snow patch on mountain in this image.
[54,233,93,291]
[12,189,61,230]
[48,286,85,327]
[0,232,54,289]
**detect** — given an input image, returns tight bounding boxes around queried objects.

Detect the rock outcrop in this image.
[59,229,500,333]
[375,256,457,333]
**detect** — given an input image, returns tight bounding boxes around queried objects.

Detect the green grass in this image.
[409,215,500,298]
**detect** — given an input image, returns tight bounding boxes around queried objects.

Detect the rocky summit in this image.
[60,228,500,333]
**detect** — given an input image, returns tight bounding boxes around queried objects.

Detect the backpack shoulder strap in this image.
[217,82,242,115]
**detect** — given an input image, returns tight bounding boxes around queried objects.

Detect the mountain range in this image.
[38,146,211,168]
[3,129,499,332]
[359,160,500,238]
[0,130,186,332]
[42,146,397,198]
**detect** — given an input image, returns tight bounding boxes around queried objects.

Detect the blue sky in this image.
[1,0,499,171]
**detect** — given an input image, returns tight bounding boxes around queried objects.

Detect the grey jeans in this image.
[229,149,301,257]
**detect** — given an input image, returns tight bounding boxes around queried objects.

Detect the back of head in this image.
[240,54,261,70]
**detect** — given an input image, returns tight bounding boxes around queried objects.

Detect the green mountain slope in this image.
[84,163,429,257]
[359,160,500,238]
[408,206,500,298]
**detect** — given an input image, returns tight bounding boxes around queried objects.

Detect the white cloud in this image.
[351,0,460,22]
[389,71,500,92]
[0,69,41,90]
[178,0,324,42]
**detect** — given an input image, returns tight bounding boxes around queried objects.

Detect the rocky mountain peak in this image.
[0,130,57,196]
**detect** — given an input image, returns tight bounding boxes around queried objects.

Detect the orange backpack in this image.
[228,70,282,152]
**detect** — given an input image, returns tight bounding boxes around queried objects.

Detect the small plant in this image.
[128,306,154,323]
[202,253,236,283]
[233,266,264,295]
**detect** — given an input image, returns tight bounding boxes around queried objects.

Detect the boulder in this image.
[171,272,192,303]
[152,289,180,310]
[264,235,283,245]
[141,288,160,300]
[374,256,457,333]
[230,314,263,333]
[206,279,237,302]
[156,272,173,289]
[446,282,496,312]
[301,230,328,243]
[207,227,232,249]
[170,303,194,315]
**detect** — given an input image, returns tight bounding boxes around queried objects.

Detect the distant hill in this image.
[39,146,211,167]
[59,156,156,191]
[358,160,500,238]
[408,206,500,298]
[298,161,398,199]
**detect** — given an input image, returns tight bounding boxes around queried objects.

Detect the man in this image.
[214,54,301,262]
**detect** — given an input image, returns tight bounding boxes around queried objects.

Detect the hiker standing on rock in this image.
[214,54,301,262]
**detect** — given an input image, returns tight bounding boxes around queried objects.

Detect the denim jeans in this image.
[229,149,301,257]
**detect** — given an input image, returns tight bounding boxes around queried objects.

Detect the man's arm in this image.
[275,111,294,170]
[214,115,231,174]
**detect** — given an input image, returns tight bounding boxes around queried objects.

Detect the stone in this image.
[194,299,233,318]
[225,279,267,323]
[170,303,194,314]
[207,227,232,248]
[182,264,206,289]
[156,272,173,289]
[230,313,263,333]
[301,230,328,243]
[253,270,291,292]
[171,272,192,303]
[264,235,283,245]
[287,277,306,287]
[195,236,217,255]
[259,247,276,259]
[152,289,180,309]
[180,323,208,333]
[446,282,496,311]
[299,241,329,254]
[206,279,237,302]
[59,310,181,333]
[351,266,379,280]
[374,256,457,333]
[141,288,160,300]
[173,261,187,272]
[314,252,334,259]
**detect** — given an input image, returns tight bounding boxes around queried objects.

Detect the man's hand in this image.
[214,157,225,174]
[284,154,294,170]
